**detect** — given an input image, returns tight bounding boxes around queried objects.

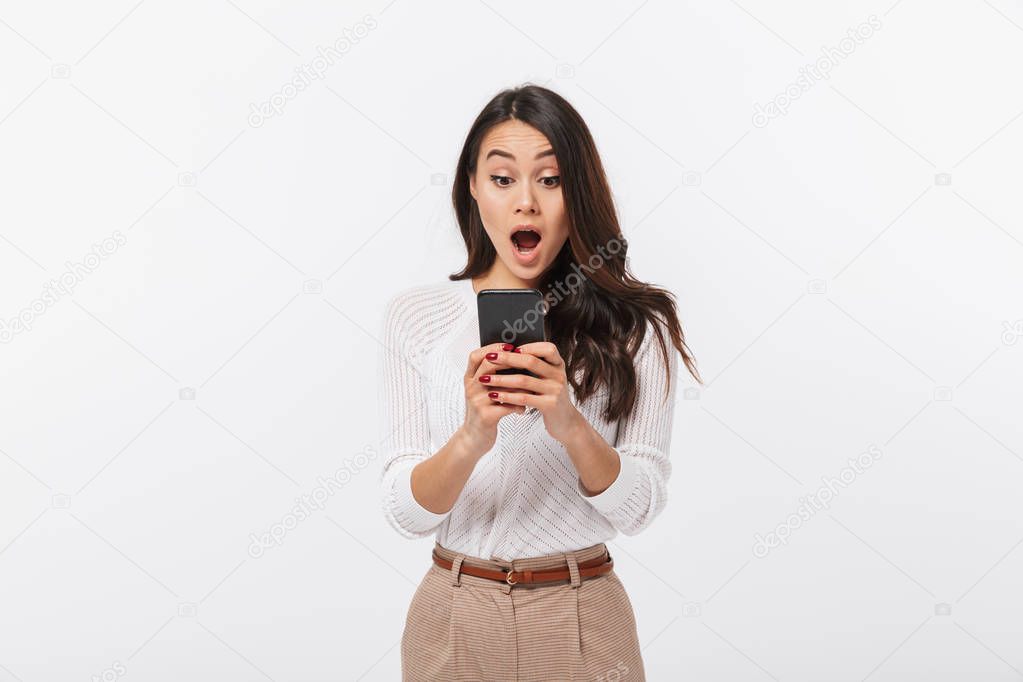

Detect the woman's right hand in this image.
[459,342,532,456]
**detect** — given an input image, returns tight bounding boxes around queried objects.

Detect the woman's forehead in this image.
[480,123,555,162]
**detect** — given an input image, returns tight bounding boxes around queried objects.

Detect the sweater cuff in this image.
[576,450,640,516]
[392,464,452,532]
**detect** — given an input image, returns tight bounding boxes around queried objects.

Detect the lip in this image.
[510,224,543,266]
[513,223,542,236]
[512,242,542,266]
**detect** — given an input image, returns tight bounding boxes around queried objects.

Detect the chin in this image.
[504,255,546,280]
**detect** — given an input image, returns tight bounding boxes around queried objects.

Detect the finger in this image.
[465,343,503,379]
[486,390,537,408]
[472,390,526,406]
[513,341,564,367]
[469,379,533,396]
[479,348,553,379]
[478,391,525,413]
[472,348,525,380]
[465,342,517,380]
[476,371,548,395]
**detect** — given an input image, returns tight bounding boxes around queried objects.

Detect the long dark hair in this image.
[450,83,702,422]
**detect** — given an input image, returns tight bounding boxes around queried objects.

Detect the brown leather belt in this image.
[432,548,614,586]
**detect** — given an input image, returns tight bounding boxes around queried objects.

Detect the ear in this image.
[468,172,476,201]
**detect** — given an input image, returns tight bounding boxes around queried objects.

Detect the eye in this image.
[490,174,512,187]
[540,176,560,188]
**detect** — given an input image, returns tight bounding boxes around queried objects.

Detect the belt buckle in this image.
[505,569,517,585]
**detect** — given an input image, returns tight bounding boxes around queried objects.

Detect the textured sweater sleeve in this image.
[575,322,678,535]
[378,291,453,539]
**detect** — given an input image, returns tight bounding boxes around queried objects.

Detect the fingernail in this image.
[485,352,498,360]
[501,343,514,351]
[513,348,521,353]
[488,392,499,399]
[479,375,491,383]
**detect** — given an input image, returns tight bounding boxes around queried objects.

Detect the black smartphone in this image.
[477,288,548,377]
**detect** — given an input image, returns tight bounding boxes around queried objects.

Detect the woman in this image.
[378,83,701,681]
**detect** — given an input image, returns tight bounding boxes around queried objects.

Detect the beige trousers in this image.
[401,540,645,681]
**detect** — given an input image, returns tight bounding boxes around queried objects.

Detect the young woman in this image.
[378,83,701,681]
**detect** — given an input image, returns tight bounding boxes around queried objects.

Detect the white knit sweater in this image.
[377,278,679,561]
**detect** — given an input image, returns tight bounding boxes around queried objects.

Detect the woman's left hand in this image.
[477,342,585,444]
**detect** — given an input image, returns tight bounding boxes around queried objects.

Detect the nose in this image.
[514,184,538,214]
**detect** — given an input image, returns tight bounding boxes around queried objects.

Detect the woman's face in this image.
[469,120,570,283]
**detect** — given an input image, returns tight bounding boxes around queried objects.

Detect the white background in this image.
[1,1,1022,680]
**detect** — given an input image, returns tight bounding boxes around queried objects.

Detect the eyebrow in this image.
[484,148,556,162]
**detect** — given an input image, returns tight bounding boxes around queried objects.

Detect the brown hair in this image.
[450,83,702,422]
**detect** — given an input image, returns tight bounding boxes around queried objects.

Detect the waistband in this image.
[432,540,609,572]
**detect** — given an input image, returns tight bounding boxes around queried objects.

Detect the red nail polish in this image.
[485,352,498,360]
[512,348,521,353]
[479,375,491,383]
[488,392,499,399]
[501,343,514,351]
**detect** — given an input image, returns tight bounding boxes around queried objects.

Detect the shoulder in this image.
[633,316,679,374]
[382,280,465,324]
[381,280,468,348]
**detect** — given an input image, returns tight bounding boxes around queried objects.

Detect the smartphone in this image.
[477,288,548,377]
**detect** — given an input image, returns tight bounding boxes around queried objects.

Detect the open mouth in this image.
[511,228,542,255]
